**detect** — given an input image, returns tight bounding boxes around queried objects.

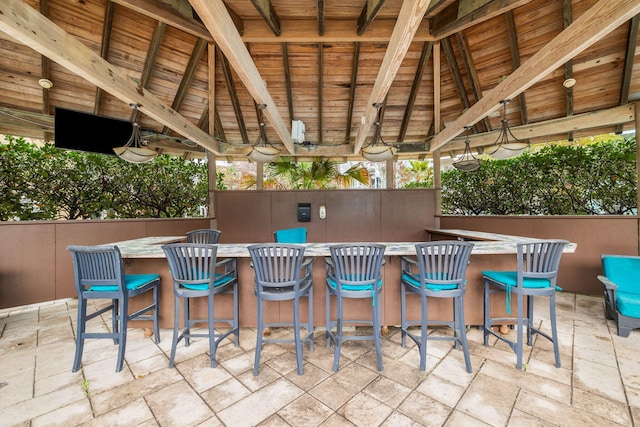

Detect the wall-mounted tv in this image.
[54,107,133,155]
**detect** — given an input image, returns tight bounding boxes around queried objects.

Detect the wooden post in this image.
[635,102,640,255]
[207,43,216,219]
[433,41,442,216]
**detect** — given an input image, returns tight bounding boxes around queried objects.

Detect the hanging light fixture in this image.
[243,104,280,163]
[452,126,481,171]
[361,103,397,162]
[113,104,158,163]
[484,99,529,159]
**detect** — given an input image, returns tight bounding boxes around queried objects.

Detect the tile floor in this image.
[1,292,639,426]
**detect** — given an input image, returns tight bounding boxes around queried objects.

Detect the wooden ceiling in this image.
[1,0,639,162]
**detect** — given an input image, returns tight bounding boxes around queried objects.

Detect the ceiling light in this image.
[452,127,481,171]
[361,103,397,162]
[38,78,53,89]
[563,78,576,88]
[484,99,528,159]
[113,104,158,163]
[244,104,280,163]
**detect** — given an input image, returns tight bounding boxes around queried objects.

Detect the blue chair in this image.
[483,240,568,369]
[186,229,221,244]
[67,245,160,372]
[274,227,307,243]
[326,243,386,372]
[400,241,474,372]
[598,254,640,337]
[248,244,314,375]
[162,243,239,368]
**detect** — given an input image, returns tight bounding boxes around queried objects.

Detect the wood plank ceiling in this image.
[0,0,639,162]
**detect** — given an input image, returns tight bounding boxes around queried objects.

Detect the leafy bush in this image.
[0,136,212,220]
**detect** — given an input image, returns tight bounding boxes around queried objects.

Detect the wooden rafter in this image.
[353,0,431,154]
[218,50,249,144]
[441,37,470,110]
[617,14,639,133]
[0,0,220,153]
[429,0,529,39]
[455,33,491,132]
[318,0,325,36]
[398,41,432,142]
[250,0,281,36]
[240,19,431,43]
[39,0,51,122]
[94,1,114,116]
[429,0,640,153]
[161,38,207,133]
[562,1,573,140]
[318,42,323,145]
[282,44,294,121]
[111,0,212,41]
[505,10,527,125]
[190,0,294,153]
[357,0,387,35]
[132,21,166,122]
[345,42,360,143]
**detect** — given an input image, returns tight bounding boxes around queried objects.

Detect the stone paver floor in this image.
[1,292,639,426]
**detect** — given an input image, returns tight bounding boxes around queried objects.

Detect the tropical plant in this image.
[242,157,371,189]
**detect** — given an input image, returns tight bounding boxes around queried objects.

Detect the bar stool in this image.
[162,243,239,368]
[400,241,474,372]
[483,240,568,369]
[248,243,314,375]
[325,243,386,371]
[186,229,221,244]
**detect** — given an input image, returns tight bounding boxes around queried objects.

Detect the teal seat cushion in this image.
[89,273,159,292]
[483,270,553,314]
[401,273,458,291]
[602,256,640,295]
[327,276,382,306]
[181,273,233,291]
[616,292,640,318]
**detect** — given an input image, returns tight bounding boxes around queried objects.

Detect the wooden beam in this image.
[455,32,491,131]
[94,1,115,116]
[617,14,639,133]
[345,42,360,143]
[357,0,387,35]
[398,41,432,142]
[0,0,220,153]
[505,10,527,124]
[282,44,294,121]
[161,37,207,133]
[429,0,640,152]
[132,21,166,122]
[218,50,249,144]
[441,37,470,110]
[240,18,433,43]
[443,104,636,151]
[111,0,212,42]
[353,0,431,154]
[562,1,573,140]
[250,0,281,36]
[190,0,294,153]
[430,0,529,39]
[318,42,323,145]
[317,0,325,36]
[425,0,457,18]
[39,0,51,124]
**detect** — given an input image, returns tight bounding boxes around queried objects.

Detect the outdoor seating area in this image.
[1,291,639,426]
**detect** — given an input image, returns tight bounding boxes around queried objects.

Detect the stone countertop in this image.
[112,231,576,259]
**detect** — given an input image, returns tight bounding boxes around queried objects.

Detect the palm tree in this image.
[242,158,370,189]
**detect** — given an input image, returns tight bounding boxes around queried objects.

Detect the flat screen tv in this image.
[54,107,133,155]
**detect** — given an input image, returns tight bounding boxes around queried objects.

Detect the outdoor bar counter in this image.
[114,232,576,329]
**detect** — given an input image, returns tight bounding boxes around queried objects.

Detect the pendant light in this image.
[452,126,481,171]
[243,104,280,163]
[113,104,158,163]
[484,99,528,159]
[361,103,397,162]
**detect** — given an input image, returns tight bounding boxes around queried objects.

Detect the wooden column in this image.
[386,157,394,188]
[207,43,216,218]
[256,163,264,190]
[433,41,442,216]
